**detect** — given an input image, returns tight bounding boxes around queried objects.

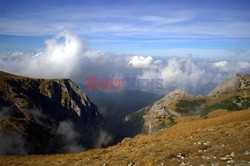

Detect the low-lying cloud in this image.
[0,107,27,155]
[56,121,85,153]
[94,129,113,148]
[0,30,249,95]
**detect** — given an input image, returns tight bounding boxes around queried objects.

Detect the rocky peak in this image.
[163,89,190,104]
[0,70,102,124]
[147,89,190,116]
[125,89,190,135]
[209,74,250,97]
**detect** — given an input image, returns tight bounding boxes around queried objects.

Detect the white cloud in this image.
[129,55,154,68]
[44,30,83,63]
[128,55,162,69]
[139,57,205,92]
[141,11,195,25]
[0,30,84,78]
[213,61,228,68]
[213,61,229,72]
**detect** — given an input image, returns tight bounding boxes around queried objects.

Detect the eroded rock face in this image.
[125,89,191,135]
[0,70,104,154]
[38,78,103,126]
[142,90,190,135]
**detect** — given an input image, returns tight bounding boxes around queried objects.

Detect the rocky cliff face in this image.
[125,74,250,135]
[0,71,106,155]
[209,74,250,97]
[125,90,191,135]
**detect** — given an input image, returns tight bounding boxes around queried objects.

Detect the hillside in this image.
[1,109,250,165]
[125,74,250,135]
[0,70,105,155]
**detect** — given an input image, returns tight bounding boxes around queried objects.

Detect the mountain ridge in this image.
[125,74,250,135]
[0,70,106,155]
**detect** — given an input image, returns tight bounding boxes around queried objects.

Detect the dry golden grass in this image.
[175,115,201,124]
[207,109,228,118]
[1,109,250,166]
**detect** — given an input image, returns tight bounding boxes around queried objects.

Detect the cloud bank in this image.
[0,30,249,95]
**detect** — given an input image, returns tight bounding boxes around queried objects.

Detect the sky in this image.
[1,0,250,58]
[0,0,250,95]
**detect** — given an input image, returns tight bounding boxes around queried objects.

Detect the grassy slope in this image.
[1,109,250,166]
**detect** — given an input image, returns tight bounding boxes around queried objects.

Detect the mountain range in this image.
[0,71,249,165]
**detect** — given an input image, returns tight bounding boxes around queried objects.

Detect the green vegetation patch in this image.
[175,99,206,114]
[168,115,177,126]
[201,96,250,116]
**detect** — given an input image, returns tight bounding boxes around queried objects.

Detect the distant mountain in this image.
[125,74,250,135]
[0,71,105,155]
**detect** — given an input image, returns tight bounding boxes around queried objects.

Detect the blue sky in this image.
[1,0,250,58]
